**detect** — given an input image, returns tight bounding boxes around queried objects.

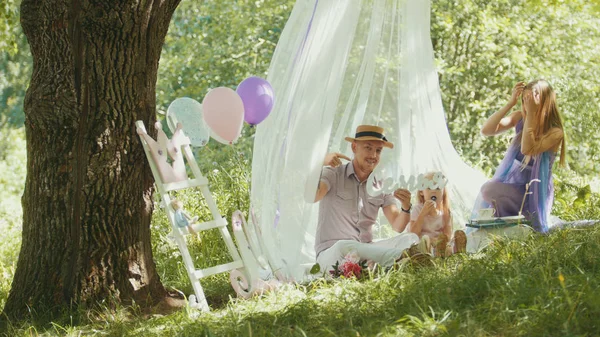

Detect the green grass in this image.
[2,149,600,336]
[2,223,600,336]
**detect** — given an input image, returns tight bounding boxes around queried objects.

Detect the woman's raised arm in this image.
[481,82,525,136]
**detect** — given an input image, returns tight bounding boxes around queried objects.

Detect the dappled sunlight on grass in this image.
[109,224,600,335]
[1,217,599,335]
[176,224,600,336]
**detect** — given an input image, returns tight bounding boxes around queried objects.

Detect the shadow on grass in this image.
[2,223,600,336]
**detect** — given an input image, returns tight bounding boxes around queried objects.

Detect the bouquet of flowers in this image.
[330,252,369,279]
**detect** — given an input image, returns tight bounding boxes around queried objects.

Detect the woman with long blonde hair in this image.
[478,79,566,232]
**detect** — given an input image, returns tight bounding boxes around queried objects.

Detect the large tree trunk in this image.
[3,0,181,320]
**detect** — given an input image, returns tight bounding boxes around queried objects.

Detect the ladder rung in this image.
[194,260,244,278]
[163,178,208,192]
[180,218,227,234]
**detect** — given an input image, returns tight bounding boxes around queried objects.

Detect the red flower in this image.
[341,261,362,278]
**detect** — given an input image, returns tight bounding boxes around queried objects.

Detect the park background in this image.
[1,0,600,335]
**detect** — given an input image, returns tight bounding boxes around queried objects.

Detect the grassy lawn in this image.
[2,222,599,336]
[1,154,598,336]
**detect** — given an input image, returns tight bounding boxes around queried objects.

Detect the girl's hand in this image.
[510,81,525,106]
[421,200,436,216]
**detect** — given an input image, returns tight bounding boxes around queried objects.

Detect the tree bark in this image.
[3,0,181,320]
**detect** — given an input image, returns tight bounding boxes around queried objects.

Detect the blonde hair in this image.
[417,172,452,229]
[521,79,567,167]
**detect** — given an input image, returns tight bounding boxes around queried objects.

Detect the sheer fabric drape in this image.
[250,0,486,281]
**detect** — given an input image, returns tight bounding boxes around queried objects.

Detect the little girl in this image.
[404,172,466,257]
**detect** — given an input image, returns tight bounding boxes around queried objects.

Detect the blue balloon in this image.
[166,97,211,147]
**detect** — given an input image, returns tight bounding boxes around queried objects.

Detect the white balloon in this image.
[167,97,211,147]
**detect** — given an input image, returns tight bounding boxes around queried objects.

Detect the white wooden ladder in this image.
[136,120,261,311]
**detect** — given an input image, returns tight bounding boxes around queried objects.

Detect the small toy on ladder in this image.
[171,199,199,235]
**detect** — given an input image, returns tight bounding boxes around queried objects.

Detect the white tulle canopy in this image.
[249,0,486,281]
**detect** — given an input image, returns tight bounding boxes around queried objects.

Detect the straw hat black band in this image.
[355,131,388,142]
[344,124,394,148]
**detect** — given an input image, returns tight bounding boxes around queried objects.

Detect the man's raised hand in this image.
[393,188,412,210]
[323,152,351,167]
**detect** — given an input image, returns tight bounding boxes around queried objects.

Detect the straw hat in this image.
[344,125,394,149]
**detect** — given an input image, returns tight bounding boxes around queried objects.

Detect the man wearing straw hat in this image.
[314,125,421,273]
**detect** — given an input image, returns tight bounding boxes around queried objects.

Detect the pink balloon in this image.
[210,129,233,145]
[202,87,244,143]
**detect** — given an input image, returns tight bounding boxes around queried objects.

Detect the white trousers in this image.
[316,233,419,272]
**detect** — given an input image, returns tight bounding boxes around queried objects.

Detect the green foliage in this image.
[0,128,26,215]
[0,219,19,314]
[0,127,25,311]
[0,5,30,267]
[0,0,21,54]
[157,0,293,163]
[158,0,291,104]
[553,170,600,222]
[0,13,30,131]
[0,2,31,318]
[431,0,600,175]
